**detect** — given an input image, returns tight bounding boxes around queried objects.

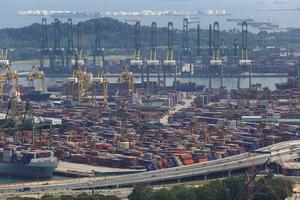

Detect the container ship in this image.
[20,91,51,102]
[0,145,58,178]
[18,85,51,102]
[275,77,298,90]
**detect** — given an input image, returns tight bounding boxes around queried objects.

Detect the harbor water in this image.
[12,63,287,91]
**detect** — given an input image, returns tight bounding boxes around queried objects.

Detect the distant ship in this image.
[198,9,231,16]
[20,91,51,101]
[237,21,279,29]
[0,145,58,178]
[275,77,298,90]
[227,18,254,23]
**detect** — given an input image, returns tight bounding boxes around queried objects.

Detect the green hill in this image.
[0,17,299,60]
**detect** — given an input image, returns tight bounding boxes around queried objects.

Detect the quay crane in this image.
[92,71,109,106]
[238,21,251,88]
[0,64,18,104]
[91,18,108,106]
[118,66,134,96]
[93,18,105,72]
[75,22,85,67]
[0,74,5,106]
[146,22,160,94]
[2,63,18,85]
[181,18,192,77]
[0,49,9,67]
[27,65,45,93]
[210,22,223,90]
[130,21,143,84]
[67,54,91,103]
[163,22,176,90]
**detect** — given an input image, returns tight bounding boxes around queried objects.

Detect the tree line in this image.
[1,17,300,61]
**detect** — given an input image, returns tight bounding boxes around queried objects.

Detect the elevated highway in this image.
[1,140,300,194]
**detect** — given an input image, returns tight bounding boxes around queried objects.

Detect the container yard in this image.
[1,79,300,177]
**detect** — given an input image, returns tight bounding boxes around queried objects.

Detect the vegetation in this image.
[9,175,294,200]
[128,176,293,200]
[1,17,300,61]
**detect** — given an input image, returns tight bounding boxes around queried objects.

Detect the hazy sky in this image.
[1,0,300,28]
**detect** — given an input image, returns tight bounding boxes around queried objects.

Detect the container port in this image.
[0,15,300,193]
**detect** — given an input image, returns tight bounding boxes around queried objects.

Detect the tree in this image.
[153,188,176,200]
[171,185,196,200]
[74,193,92,200]
[253,177,293,200]
[41,194,60,200]
[60,195,74,200]
[128,185,154,200]
[194,181,230,200]
[224,176,247,200]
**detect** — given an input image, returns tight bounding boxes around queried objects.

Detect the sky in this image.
[0,0,300,29]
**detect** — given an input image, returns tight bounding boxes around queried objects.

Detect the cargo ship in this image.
[275,77,298,90]
[7,85,52,102]
[0,146,58,178]
[227,18,254,23]
[20,91,51,101]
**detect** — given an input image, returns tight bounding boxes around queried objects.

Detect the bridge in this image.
[1,140,300,194]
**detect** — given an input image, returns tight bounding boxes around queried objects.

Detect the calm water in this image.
[13,63,286,91]
[1,0,300,30]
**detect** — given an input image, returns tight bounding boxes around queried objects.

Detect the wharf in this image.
[43,73,288,78]
[55,161,146,177]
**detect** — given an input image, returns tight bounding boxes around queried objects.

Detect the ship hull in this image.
[20,92,51,102]
[0,162,56,178]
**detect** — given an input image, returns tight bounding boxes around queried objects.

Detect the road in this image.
[160,93,195,124]
[0,140,300,195]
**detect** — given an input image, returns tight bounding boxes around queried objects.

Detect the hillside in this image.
[0,17,299,60]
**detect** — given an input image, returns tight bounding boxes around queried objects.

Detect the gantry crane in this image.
[51,18,65,73]
[2,64,18,84]
[66,18,76,72]
[0,74,5,107]
[40,18,51,70]
[27,65,45,93]
[210,22,223,90]
[130,21,143,84]
[192,122,211,144]
[67,54,90,103]
[1,100,52,146]
[181,18,192,75]
[76,22,85,67]
[163,22,176,90]
[1,99,22,129]
[93,18,105,71]
[1,64,18,101]
[92,71,109,106]
[0,49,9,68]
[239,21,251,89]
[146,22,160,94]
[118,66,134,96]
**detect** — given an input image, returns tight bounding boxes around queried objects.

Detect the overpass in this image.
[0,140,300,194]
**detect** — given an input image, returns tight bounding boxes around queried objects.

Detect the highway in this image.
[1,140,300,195]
